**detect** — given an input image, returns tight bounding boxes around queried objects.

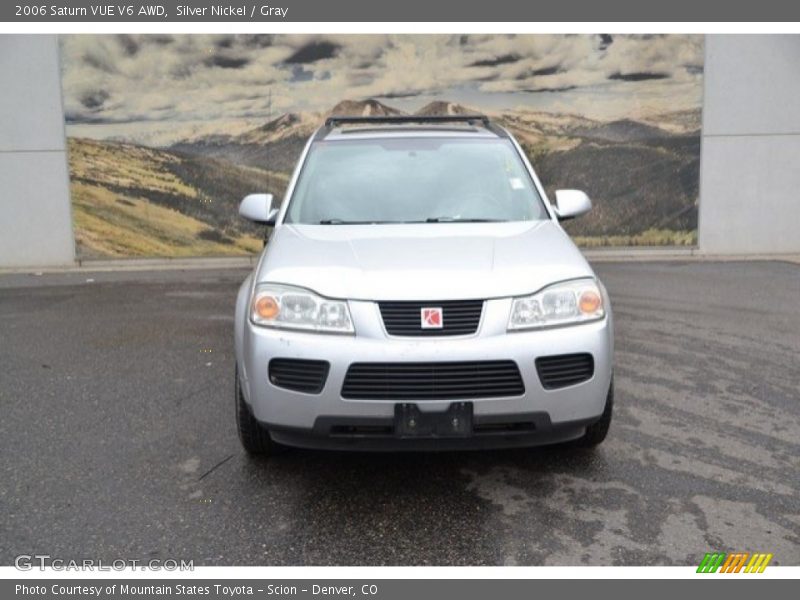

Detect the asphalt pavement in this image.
[1,261,798,565]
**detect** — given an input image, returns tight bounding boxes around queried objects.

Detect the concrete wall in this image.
[698,35,800,255]
[0,35,75,268]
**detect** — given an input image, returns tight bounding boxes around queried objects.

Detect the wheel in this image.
[574,377,614,447]
[235,365,281,455]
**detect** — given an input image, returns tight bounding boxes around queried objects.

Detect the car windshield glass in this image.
[285,137,548,224]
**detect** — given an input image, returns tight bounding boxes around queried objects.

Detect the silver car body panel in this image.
[256,221,593,301]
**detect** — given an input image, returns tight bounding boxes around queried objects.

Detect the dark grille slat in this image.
[343,375,524,383]
[537,365,594,373]
[345,372,519,379]
[535,354,594,390]
[343,381,524,389]
[537,366,593,374]
[538,370,590,379]
[272,365,329,375]
[539,376,588,385]
[343,390,524,399]
[273,368,329,377]
[343,379,524,384]
[380,303,481,307]
[380,309,480,314]
[537,358,593,367]
[270,366,324,375]
[537,370,591,378]
[379,315,478,320]
[345,365,518,373]
[343,374,523,381]
[269,358,330,394]
[342,360,524,400]
[346,363,508,374]
[379,299,483,337]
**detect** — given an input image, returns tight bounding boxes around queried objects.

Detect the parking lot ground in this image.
[1,261,798,565]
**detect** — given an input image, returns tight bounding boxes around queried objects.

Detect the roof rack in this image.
[318,114,507,139]
[325,114,490,127]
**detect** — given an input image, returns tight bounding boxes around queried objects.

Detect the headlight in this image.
[250,283,354,334]
[508,278,605,331]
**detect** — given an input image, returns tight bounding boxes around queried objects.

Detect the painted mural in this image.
[60,34,704,257]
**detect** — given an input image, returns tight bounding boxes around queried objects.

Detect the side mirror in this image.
[553,189,592,221]
[239,193,278,226]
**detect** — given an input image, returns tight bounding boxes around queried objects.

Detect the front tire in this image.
[574,378,614,447]
[235,365,280,455]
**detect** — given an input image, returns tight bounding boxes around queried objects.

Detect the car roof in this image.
[314,115,509,141]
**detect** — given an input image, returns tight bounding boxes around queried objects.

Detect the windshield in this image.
[285,137,549,224]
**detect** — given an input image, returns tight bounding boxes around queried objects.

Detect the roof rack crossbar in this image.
[318,114,507,139]
[324,114,491,127]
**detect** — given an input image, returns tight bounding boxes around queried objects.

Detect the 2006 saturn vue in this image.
[234,115,613,453]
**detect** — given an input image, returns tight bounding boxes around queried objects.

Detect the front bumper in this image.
[265,412,601,451]
[238,296,613,449]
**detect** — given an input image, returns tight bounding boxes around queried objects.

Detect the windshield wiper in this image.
[319,217,507,224]
[319,219,394,225]
[424,217,506,223]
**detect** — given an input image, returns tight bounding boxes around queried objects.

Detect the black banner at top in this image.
[3,0,800,22]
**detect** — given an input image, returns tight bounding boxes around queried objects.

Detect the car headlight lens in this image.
[508,279,605,331]
[251,283,354,334]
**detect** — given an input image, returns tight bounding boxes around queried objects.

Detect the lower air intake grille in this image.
[378,299,483,336]
[341,360,524,400]
[269,358,330,394]
[535,353,594,390]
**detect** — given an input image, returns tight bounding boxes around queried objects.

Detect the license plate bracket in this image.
[394,402,473,438]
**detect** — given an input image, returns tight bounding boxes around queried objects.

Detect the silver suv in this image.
[234,115,613,453]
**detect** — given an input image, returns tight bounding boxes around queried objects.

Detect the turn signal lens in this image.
[254,295,280,320]
[579,290,602,315]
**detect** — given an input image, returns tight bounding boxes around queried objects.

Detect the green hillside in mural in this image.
[68,138,288,258]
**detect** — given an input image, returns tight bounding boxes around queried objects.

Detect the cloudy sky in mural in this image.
[61,34,703,141]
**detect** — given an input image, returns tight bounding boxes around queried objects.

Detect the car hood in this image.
[256,221,594,301]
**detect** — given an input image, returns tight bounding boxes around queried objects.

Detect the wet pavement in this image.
[1,261,798,565]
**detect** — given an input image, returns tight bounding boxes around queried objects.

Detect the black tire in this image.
[574,378,614,447]
[235,365,280,455]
